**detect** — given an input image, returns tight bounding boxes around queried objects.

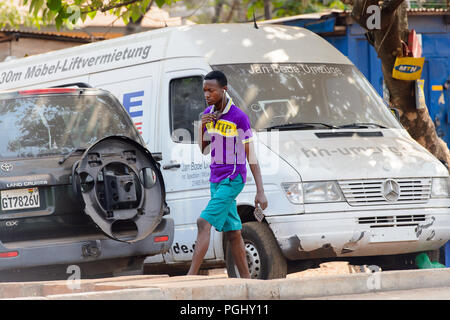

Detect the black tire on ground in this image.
[226,222,287,279]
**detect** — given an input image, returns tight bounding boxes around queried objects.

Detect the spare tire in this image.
[72,135,166,243]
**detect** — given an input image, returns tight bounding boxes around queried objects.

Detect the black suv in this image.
[0,87,173,280]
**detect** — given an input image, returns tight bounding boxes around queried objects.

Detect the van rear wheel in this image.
[225,222,287,279]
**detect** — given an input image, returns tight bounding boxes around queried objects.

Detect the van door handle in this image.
[162,163,181,170]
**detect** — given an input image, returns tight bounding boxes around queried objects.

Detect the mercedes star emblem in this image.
[382,179,400,202]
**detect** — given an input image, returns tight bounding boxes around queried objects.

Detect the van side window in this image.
[169,76,206,143]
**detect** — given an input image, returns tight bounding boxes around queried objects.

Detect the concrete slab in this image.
[0,274,169,299]
[309,286,450,300]
[380,268,450,291]
[246,279,281,300]
[104,277,251,300]
[2,268,450,300]
[278,273,372,299]
[93,274,228,292]
[48,287,165,300]
[157,278,250,300]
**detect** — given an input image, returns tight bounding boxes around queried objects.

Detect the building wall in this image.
[0,42,11,63]
[0,38,82,62]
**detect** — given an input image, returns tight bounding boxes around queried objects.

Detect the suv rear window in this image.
[0,93,140,159]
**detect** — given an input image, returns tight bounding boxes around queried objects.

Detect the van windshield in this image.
[213,63,400,130]
[0,93,140,159]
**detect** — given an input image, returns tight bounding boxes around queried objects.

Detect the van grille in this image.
[339,178,431,206]
[358,215,426,228]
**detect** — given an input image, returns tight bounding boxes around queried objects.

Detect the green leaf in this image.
[87,10,97,19]
[55,12,62,30]
[122,14,130,25]
[91,0,103,8]
[141,0,151,10]
[33,0,44,16]
[130,5,141,22]
[29,0,37,13]
[155,0,166,8]
[46,0,62,12]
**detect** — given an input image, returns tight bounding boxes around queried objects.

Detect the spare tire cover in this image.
[74,136,166,243]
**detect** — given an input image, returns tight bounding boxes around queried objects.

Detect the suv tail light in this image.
[0,251,18,258]
[18,88,77,95]
[154,236,169,243]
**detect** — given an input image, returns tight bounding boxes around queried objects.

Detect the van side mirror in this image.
[390,108,401,121]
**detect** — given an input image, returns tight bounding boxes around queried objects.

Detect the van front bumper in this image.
[0,217,174,271]
[267,209,450,260]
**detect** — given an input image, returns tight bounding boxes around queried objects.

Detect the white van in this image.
[0,24,449,279]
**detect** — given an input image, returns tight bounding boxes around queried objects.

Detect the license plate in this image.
[1,188,40,211]
[369,227,418,243]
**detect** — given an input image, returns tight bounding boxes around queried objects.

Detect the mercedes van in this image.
[0,24,448,279]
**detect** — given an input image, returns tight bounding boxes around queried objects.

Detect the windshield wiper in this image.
[58,147,87,165]
[263,122,338,131]
[337,122,387,129]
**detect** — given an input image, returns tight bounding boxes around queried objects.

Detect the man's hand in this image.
[255,191,268,210]
[198,113,216,154]
[201,113,216,128]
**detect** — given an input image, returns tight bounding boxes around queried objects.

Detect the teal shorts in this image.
[200,174,245,232]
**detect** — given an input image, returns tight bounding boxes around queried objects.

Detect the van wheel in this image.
[225,222,287,279]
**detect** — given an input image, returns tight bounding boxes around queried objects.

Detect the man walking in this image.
[187,70,268,278]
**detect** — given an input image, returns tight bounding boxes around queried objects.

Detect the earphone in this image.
[221,89,226,111]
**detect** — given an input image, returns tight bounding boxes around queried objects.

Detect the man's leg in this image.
[226,230,250,278]
[187,217,212,275]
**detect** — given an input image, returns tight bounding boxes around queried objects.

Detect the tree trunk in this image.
[212,0,226,23]
[125,0,154,35]
[349,0,450,166]
[225,0,239,22]
[264,0,272,20]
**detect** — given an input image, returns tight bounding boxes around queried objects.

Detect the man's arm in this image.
[245,141,268,210]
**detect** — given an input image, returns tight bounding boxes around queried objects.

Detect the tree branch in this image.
[381,0,405,13]
[81,0,143,14]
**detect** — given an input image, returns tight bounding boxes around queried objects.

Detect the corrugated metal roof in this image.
[0,4,190,42]
[406,7,450,14]
[344,7,449,14]
[258,9,343,25]
[260,7,449,25]
[0,29,113,42]
[258,7,448,32]
[406,7,449,12]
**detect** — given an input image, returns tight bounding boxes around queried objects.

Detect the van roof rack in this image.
[51,82,92,88]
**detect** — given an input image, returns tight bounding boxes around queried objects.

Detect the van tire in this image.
[225,222,287,279]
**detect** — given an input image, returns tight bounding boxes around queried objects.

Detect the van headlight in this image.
[431,177,450,198]
[282,181,344,204]
[281,183,303,204]
[303,181,344,203]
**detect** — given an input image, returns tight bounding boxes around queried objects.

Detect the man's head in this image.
[203,70,228,108]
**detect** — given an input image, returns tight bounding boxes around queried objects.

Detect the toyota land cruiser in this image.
[0,87,173,281]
